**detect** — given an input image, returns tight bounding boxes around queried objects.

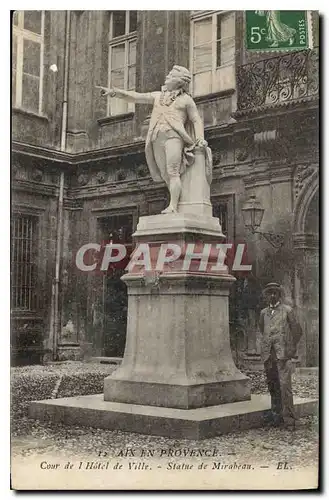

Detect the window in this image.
[98,214,134,276]
[11,214,38,311]
[190,11,235,96]
[213,202,228,236]
[107,11,137,116]
[99,214,133,245]
[212,194,235,241]
[12,11,45,114]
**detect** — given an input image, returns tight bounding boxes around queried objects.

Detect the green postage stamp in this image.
[245,11,310,51]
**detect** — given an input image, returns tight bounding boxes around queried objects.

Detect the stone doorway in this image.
[102,268,128,357]
[98,214,133,357]
[293,175,319,366]
[302,191,319,366]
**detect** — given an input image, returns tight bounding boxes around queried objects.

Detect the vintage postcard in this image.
[11,10,319,491]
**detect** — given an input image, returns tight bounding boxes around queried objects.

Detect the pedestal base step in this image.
[29,394,317,440]
[104,376,251,408]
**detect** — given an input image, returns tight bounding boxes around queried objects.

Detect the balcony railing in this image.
[237,49,319,113]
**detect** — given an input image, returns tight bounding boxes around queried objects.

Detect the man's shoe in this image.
[263,413,283,427]
[281,420,296,431]
[273,415,284,427]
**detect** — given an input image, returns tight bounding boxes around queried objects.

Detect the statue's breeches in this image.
[151,130,184,185]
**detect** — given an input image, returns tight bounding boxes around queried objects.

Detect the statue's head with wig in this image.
[164,65,191,92]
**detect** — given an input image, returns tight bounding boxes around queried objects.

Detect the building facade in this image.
[12,10,319,366]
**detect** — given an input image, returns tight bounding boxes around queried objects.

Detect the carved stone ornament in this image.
[136,165,149,178]
[116,170,127,181]
[96,171,107,184]
[294,165,318,199]
[212,150,222,165]
[236,148,249,162]
[31,168,43,182]
[77,173,89,186]
[235,136,252,162]
[254,130,277,143]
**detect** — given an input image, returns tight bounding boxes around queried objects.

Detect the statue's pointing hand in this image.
[96,86,116,97]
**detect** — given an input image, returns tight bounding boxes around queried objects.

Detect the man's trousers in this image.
[264,348,296,425]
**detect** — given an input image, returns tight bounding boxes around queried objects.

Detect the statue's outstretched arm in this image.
[97,86,157,104]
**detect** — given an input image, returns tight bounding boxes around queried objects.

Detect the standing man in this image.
[259,282,303,429]
[99,65,211,214]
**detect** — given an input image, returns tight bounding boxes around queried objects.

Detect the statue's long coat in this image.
[144,92,196,183]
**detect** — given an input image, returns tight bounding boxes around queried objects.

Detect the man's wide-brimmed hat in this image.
[263,282,282,295]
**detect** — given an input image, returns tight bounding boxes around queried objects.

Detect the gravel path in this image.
[12,415,318,469]
[11,365,318,470]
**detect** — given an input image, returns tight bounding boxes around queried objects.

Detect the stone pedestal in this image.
[104,210,251,409]
[28,148,318,439]
[104,273,250,408]
[104,146,251,409]
[57,344,82,361]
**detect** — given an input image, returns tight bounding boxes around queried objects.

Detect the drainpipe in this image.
[53,10,71,360]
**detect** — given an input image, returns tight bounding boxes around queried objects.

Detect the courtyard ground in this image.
[10,362,319,473]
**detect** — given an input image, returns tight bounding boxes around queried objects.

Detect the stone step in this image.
[29,394,317,440]
[296,367,318,375]
[88,357,122,365]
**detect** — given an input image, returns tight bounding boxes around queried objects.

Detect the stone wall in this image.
[11,10,319,365]
[11,152,66,363]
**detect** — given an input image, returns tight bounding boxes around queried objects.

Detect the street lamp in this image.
[241,194,284,249]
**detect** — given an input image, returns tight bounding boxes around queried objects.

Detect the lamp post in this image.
[241,194,284,249]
